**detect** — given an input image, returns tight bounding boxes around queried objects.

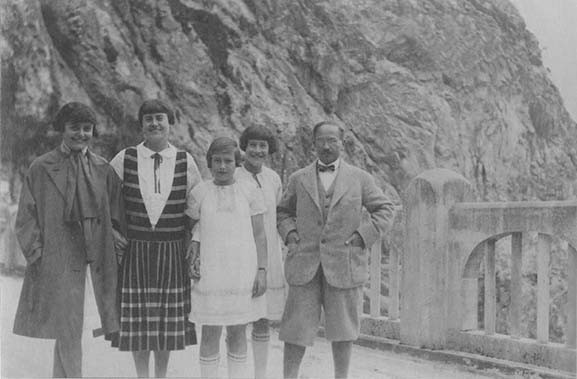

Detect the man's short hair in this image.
[312,121,344,140]
[138,99,175,126]
[206,137,242,168]
[239,125,278,154]
[53,102,98,137]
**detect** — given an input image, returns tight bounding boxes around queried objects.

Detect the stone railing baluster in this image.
[389,239,400,320]
[568,245,577,348]
[510,232,523,339]
[537,234,551,344]
[484,239,496,335]
[370,240,381,318]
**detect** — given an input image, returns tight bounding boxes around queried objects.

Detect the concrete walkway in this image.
[1,274,508,378]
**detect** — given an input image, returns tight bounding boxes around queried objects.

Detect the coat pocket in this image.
[349,245,369,284]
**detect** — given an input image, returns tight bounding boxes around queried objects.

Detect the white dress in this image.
[235,166,286,320]
[187,180,267,325]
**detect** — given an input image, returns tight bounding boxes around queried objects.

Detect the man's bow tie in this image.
[317,163,335,172]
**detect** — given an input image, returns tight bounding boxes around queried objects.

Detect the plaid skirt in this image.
[107,239,196,351]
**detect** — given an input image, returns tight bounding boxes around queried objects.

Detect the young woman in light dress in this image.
[237,126,286,379]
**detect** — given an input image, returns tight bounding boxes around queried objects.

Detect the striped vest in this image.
[123,147,187,241]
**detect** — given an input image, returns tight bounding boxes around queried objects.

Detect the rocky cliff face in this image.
[2,0,576,202]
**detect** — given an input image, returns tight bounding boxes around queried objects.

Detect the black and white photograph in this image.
[0,0,576,378]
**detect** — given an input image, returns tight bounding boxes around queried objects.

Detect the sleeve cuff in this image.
[278,220,297,243]
[357,224,378,250]
[191,223,200,242]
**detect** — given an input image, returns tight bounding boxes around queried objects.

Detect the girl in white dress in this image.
[237,125,286,379]
[186,137,268,378]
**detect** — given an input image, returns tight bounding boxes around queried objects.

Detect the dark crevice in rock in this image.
[289,52,333,114]
[149,39,164,62]
[102,35,119,64]
[168,0,240,79]
[529,101,554,139]
[215,85,233,120]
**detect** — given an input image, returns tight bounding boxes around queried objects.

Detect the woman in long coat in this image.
[13,102,125,378]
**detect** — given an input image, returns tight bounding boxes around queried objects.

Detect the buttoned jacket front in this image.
[277,161,395,289]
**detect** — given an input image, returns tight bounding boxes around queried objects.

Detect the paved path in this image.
[1,274,508,378]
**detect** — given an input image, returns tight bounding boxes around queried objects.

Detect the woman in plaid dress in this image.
[108,100,201,377]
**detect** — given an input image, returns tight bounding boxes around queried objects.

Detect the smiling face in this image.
[244,139,269,171]
[62,121,94,151]
[141,112,170,147]
[211,151,237,185]
[314,123,342,165]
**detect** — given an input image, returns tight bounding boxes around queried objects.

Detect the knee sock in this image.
[252,331,270,379]
[226,351,248,379]
[200,353,220,378]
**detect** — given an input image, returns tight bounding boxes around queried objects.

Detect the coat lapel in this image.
[301,162,321,212]
[42,149,69,199]
[329,161,350,210]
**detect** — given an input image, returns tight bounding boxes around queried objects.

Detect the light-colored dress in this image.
[235,165,286,320]
[187,180,267,325]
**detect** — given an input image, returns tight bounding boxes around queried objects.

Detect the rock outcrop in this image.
[2,0,576,203]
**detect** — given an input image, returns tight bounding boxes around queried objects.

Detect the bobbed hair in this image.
[138,99,175,126]
[312,120,344,140]
[206,137,242,168]
[239,125,278,154]
[53,102,98,137]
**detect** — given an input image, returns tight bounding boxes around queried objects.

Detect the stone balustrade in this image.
[361,168,577,374]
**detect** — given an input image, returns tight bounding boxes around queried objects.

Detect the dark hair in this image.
[312,121,344,140]
[138,99,175,126]
[53,102,98,137]
[206,137,242,168]
[239,125,278,154]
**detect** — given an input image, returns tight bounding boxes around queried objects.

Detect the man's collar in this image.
[317,158,340,170]
[138,142,176,158]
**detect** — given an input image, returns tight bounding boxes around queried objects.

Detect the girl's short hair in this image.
[138,99,175,126]
[206,137,242,168]
[53,102,98,137]
[239,125,278,154]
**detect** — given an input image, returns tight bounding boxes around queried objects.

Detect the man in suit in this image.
[277,121,395,378]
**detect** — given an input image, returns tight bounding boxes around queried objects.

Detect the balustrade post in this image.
[537,234,551,344]
[484,239,496,335]
[401,168,472,349]
[389,240,400,320]
[510,232,523,339]
[461,277,478,330]
[369,241,381,317]
[568,246,577,348]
